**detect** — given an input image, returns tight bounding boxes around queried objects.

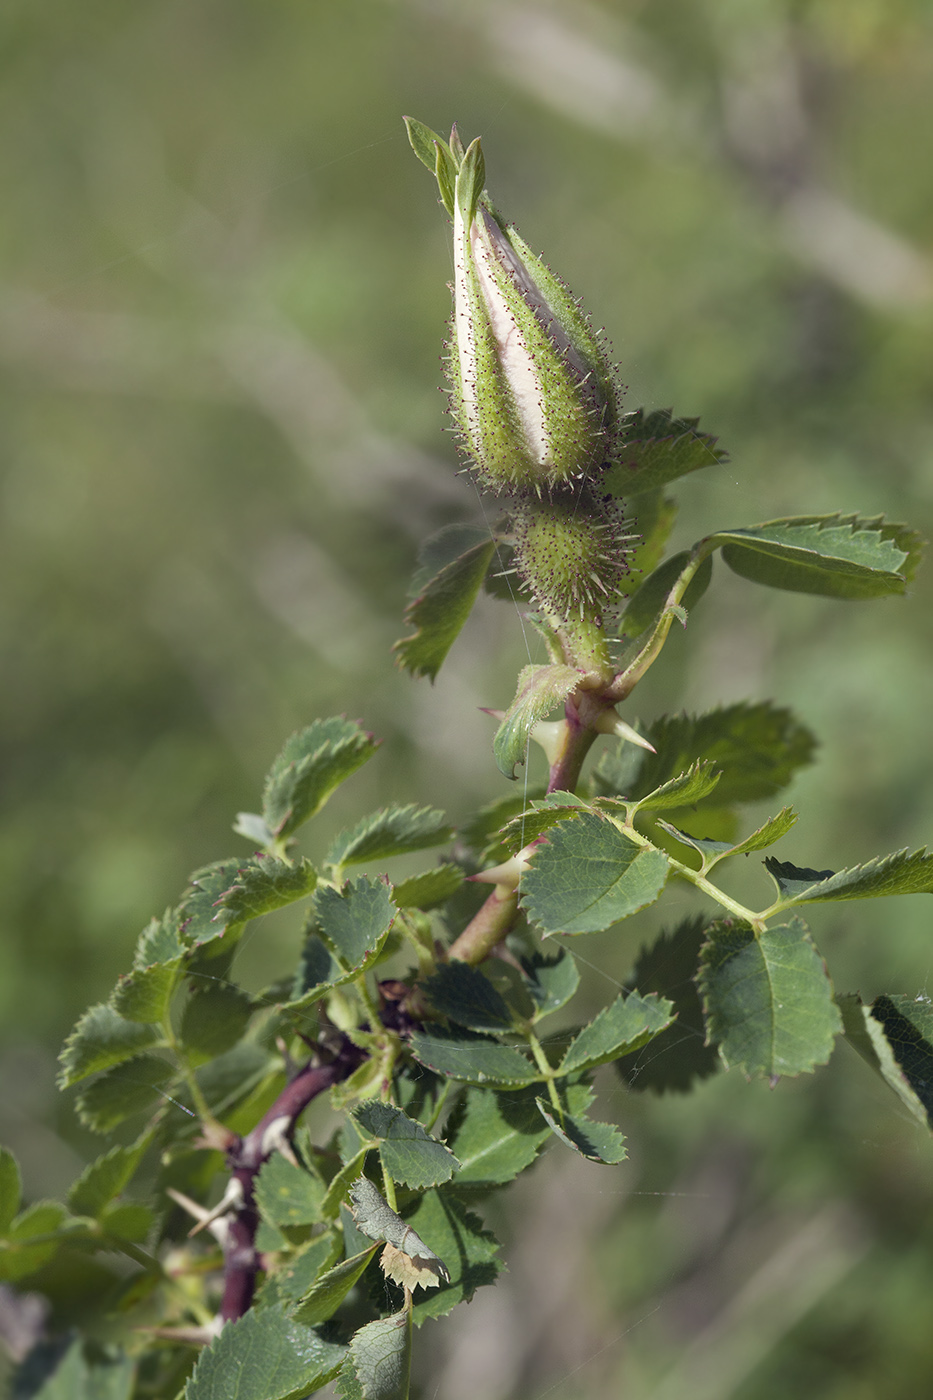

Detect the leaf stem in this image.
[447,887,520,965]
[526,1030,562,1113]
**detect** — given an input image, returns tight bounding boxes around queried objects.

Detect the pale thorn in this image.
[141,1316,224,1347]
[479,707,505,721]
[470,850,532,896]
[593,710,657,752]
[260,1115,299,1167]
[529,718,567,766]
[175,1177,245,1238]
[165,1188,234,1248]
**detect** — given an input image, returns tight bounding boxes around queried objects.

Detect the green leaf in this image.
[534,1098,627,1165]
[659,806,798,865]
[620,490,678,595]
[7,1341,136,1400]
[617,917,721,1093]
[286,933,345,1009]
[406,524,490,599]
[409,1028,537,1086]
[619,549,713,640]
[185,1302,346,1400]
[698,917,842,1078]
[712,514,919,599]
[493,664,582,778]
[766,848,933,904]
[353,1103,459,1190]
[326,806,452,870]
[58,1004,162,1088]
[0,1150,21,1233]
[839,993,933,1129]
[262,1231,342,1307]
[291,1244,380,1326]
[393,532,497,681]
[255,1155,326,1229]
[216,856,318,924]
[263,718,379,840]
[67,1136,150,1218]
[559,991,675,1075]
[111,956,183,1025]
[460,787,547,863]
[631,760,722,812]
[178,859,244,947]
[521,812,669,935]
[607,703,816,809]
[605,408,727,497]
[134,909,185,967]
[0,1201,68,1282]
[179,982,253,1062]
[422,963,515,1033]
[445,1086,552,1187]
[521,948,580,1018]
[315,877,398,972]
[402,1189,502,1324]
[392,864,464,910]
[336,1306,411,1400]
[74,1055,174,1134]
[500,792,587,855]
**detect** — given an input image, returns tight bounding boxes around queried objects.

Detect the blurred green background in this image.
[2,0,933,1395]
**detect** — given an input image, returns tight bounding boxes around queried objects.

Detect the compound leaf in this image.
[353,1103,459,1190]
[559,991,675,1075]
[326,806,452,870]
[263,718,379,840]
[393,530,497,680]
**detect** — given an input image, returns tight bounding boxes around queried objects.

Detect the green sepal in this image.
[394,531,497,680]
[604,408,727,497]
[263,718,379,840]
[698,917,842,1078]
[521,811,669,935]
[493,663,581,778]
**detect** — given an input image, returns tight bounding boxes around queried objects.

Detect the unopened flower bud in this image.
[407,118,621,493]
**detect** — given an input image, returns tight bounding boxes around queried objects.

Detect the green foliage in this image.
[185,1305,346,1400]
[263,719,379,841]
[393,529,497,680]
[326,806,452,870]
[493,663,582,778]
[604,408,728,496]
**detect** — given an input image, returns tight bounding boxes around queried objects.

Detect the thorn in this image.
[260,1115,299,1167]
[139,1316,224,1347]
[592,710,657,751]
[529,718,567,766]
[469,851,531,895]
[165,1187,236,1247]
[175,1178,245,1238]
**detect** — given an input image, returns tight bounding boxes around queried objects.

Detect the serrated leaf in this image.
[74,1055,175,1134]
[500,792,587,855]
[0,1149,21,1233]
[178,859,244,946]
[559,990,675,1075]
[522,812,669,935]
[460,787,548,863]
[352,1103,459,1190]
[58,1005,162,1088]
[185,1302,346,1400]
[520,948,580,1018]
[263,1231,342,1307]
[632,760,722,812]
[392,864,464,910]
[233,810,275,847]
[393,533,497,680]
[67,1136,150,1218]
[134,910,185,968]
[336,1305,411,1400]
[617,917,720,1093]
[409,1028,537,1086]
[659,809,797,864]
[840,993,933,1130]
[346,1179,449,1286]
[315,877,398,972]
[0,1201,68,1282]
[605,408,727,497]
[766,848,933,905]
[216,856,318,925]
[179,982,253,1062]
[291,1244,381,1326]
[111,958,183,1025]
[534,1099,627,1164]
[6,1341,135,1400]
[445,1085,552,1187]
[263,718,379,840]
[699,917,841,1078]
[493,664,582,778]
[422,963,514,1033]
[618,549,713,640]
[326,806,452,870]
[620,490,678,595]
[289,932,344,1005]
[401,1189,502,1324]
[712,514,919,599]
[101,1202,155,1243]
[604,703,816,809]
[255,1155,326,1229]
